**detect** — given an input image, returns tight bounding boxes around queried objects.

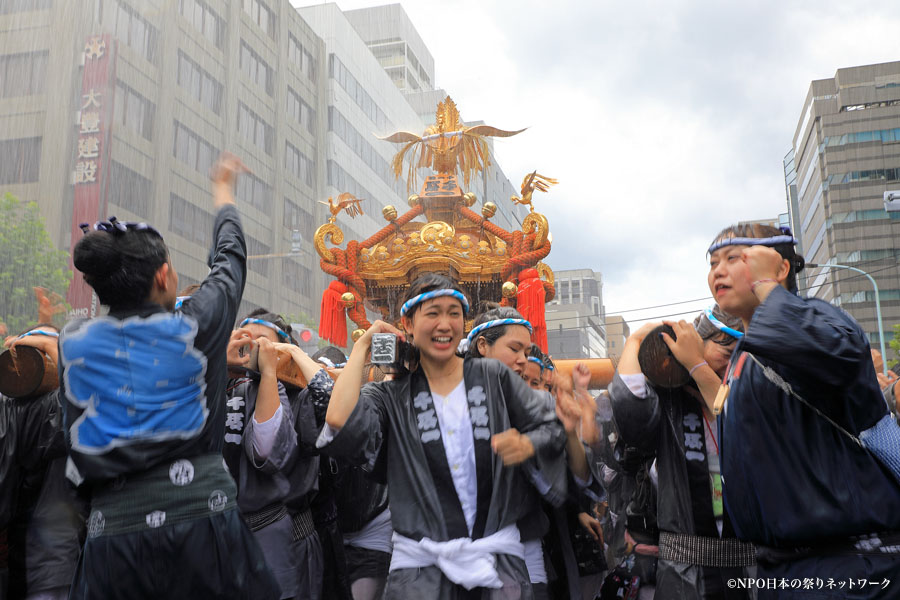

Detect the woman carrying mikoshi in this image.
[317,273,566,600]
[708,223,900,599]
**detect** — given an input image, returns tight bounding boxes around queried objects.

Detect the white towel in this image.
[390,524,524,590]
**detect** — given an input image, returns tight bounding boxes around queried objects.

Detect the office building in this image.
[546,268,607,359]
[0,0,327,321]
[787,61,900,349]
[605,315,629,361]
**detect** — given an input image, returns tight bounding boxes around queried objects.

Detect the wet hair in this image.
[313,345,348,367]
[693,304,744,344]
[73,228,168,308]
[528,344,545,365]
[362,363,387,385]
[399,273,468,321]
[240,308,294,343]
[709,223,805,292]
[466,305,528,359]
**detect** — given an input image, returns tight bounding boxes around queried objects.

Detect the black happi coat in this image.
[321,357,566,599]
[609,373,752,600]
[720,286,900,598]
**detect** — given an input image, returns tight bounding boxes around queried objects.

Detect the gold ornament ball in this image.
[352,329,366,342]
[482,202,497,219]
[502,282,518,298]
[340,292,355,307]
[407,194,420,207]
[382,205,398,221]
[463,192,477,207]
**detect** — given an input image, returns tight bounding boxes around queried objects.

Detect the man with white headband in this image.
[707,222,900,599]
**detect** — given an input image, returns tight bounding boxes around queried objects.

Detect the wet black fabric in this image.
[334,463,388,535]
[60,204,247,484]
[323,358,565,544]
[720,286,900,551]
[68,508,280,600]
[609,374,751,600]
[0,391,85,598]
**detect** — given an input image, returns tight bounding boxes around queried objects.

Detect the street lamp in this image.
[248,230,305,261]
[807,261,887,375]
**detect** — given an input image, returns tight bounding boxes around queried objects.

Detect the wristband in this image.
[750,278,777,293]
[689,361,708,376]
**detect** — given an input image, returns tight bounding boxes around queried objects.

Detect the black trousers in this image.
[68,509,280,600]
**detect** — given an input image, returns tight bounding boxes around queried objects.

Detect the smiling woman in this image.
[317,272,566,600]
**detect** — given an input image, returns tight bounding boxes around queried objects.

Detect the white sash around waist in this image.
[389,524,524,590]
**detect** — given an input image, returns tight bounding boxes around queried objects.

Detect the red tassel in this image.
[517,268,547,352]
[319,280,348,347]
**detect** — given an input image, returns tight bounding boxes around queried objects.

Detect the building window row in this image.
[108,160,153,218]
[288,34,317,84]
[283,197,315,242]
[286,87,316,135]
[240,40,274,96]
[326,160,378,215]
[242,0,276,40]
[236,171,272,214]
[177,50,223,115]
[114,80,155,141]
[178,0,225,50]
[282,258,312,295]
[108,0,159,65]
[237,102,273,156]
[827,168,900,186]
[170,192,212,247]
[285,142,315,188]
[173,121,217,176]
[819,127,900,150]
[0,50,48,98]
[0,0,52,14]
[0,137,41,184]
[246,235,271,276]
[328,54,392,131]
[327,106,404,195]
[832,209,900,224]
[841,99,900,113]
[841,289,900,305]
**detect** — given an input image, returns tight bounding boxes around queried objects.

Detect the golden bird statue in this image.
[379,96,525,191]
[320,192,364,223]
[511,171,558,212]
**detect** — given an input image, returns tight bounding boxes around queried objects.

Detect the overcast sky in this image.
[296,0,900,329]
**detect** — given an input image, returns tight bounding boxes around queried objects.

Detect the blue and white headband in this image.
[466,318,533,344]
[17,329,59,340]
[707,235,798,255]
[704,308,744,339]
[400,289,470,317]
[527,356,545,369]
[239,318,291,341]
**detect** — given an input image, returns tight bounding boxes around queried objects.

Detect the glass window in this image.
[0,137,41,184]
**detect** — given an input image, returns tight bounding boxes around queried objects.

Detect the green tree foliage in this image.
[889,323,900,368]
[0,193,71,333]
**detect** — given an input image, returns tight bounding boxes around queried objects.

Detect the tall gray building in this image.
[545,268,607,359]
[786,61,900,350]
[0,0,327,321]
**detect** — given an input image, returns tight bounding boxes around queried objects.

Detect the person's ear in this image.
[776,257,791,285]
[401,314,413,333]
[154,262,170,292]
[476,336,488,355]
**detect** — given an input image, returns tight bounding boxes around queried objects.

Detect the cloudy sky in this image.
[298,0,900,329]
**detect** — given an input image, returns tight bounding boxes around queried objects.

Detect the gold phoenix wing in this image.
[379,97,525,191]
[511,171,559,211]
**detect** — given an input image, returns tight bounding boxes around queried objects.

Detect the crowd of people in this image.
[1,154,899,599]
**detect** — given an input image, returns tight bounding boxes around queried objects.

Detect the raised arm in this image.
[181,154,248,349]
[325,320,403,430]
[608,323,662,453]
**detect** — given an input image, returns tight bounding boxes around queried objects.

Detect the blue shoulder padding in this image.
[61,313,208,454]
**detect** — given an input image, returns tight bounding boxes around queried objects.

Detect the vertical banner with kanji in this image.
[67,34,116,317]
